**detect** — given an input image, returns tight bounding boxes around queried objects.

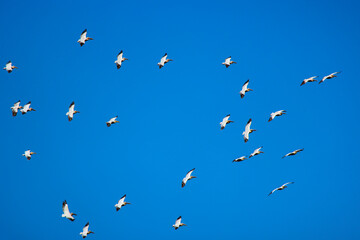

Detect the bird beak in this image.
[13,66,18,69]
[115,120,120,123]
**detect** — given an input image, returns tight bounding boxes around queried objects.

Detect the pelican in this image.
[3,61,18,73]
[114,194,131,211]
[249,147,263,158]
[222,56,236,68]
[66,101,79,121]
[21,102,36,115]
[157,53,172,69]
[240,79,253,98]
[11,100,22,116]
[232,156,247,162]
[220,114,234,130]
[172,216,186,230]
[62,200,76,221]
[300,76,318,86]
[242,118,255,143]
[268,110,286,122]
[115,50,128,69]
[106,116,119,127]
[282,148,304,158]
[182,168,196,188]
[319,72,341,84]
[77,29,93,47]
[22,150,36,160]
[80,222,94,238]
[268,182,294,196]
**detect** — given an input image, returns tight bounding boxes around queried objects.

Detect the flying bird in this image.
[77,29,93,47]
[232,156,247,162]
[21,101,36,115]
[22,150,36,160]
[114,194,131,211]
[11,100,22,116]
[80,222,94,238]
[222,56,236,68]
[115,50,128,69]
[3,61,18,73]
[66,101,79,121]
[172,216,186,230]
[282,148,304,158]
[106,116,119,127]
[62,200,76,221]
[242,118,256,142]
[249,147,263,158]
[182,168,196,188]
[220,114,234,130]
[157,53,172,69]
[268,182,294,196]
[239,79,253,98]
[268,110,286,122]
[319,72,341,84]
[300,76,318,86]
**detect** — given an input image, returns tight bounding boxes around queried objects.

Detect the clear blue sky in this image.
[1,0,360,239]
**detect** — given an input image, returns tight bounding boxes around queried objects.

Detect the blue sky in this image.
[1,0,360,239]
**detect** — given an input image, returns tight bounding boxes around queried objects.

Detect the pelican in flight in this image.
[249,147,263,158]
[77,29,93,47]
[182,168,196,188]
[268,182,294,196]
[62,200,76,221]
[172,216,186,230]
[114,194,131,211]
[106,116,119,127]
[220,114,234,130]
[22,150,36,160]
[11,100,22,116]
[158,53,172,69]
[66,101,79,121]
[242,118,255,143]
[268,110,286,122]
[3,61,18,73]
[80,222,94,238]
[21,102,36,115]
[232,156,247,162]
[222,56,236,68]
[282,148,304,158]
[240,79,253,98]
[115,50,128,69]
[300,76,318,86]
[319,72,341,84]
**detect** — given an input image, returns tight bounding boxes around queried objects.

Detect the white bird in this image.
[106,116,119,127]
[220,114,234,130]
[3,61,18,73]
[62,200,76,221]
[114,194,131,211]
[239,79,253,98]
[11,100,22,117]
[80,222,94,238]
[172,216,186,230]
[77,29,93,47]
[268,110,286,122]
[182,168,196,188]
[282,148,304,158]
[157,53,172,69]
[114,50,128,69]
[20,101,36,115]
[268,182,294,196]
[22,150,36,160]
[300,76,318,86]
[232,156,247,162]
[222,56,236,68]
[66,101,79,122]
[319,71,341,84]
[249,147,263,158]
[242,118,256,143]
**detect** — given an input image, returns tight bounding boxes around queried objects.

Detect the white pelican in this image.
[242,118,255,143]
[115,50,128,69]
[62,200,76,221]
[182,168,196,188]
[249,147,263,158]
[268,110,286,122]
[319,72,341,84]
[240,79,253,98]
[232,156,247,162]
[21,101,36,115]
[80,222,94,238]
[172,216,186,230]
[77,29,93,47]
[268,182,294,196]
[22,150,36,160]
[222,56,236,68]
[114,194,131,211]
[157,53,172,69]
[106,116,119,127]
[300,76,318,86]
[3,61,18,73]
[11,100,22,116]
[220,114,234,130]
[66,101,79,122]
[282,148,304,158]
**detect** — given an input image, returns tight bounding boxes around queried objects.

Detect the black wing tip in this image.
[85,222,89,226]
[177,216,182,219]
[247,118,252,123]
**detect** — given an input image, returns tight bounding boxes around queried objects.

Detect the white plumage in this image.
[106,116,119,127]
[240,79,253,98]
[222,56,236,68]
[3,61,18,73]
[282,149,304,158]
[11,100,22,117]
[268,182,294,196]
[319,72,341,84]
[158,53,173,69]
[80,222,94,238]
[181,168,196,188]
[220,114,234,130]
[242,118,255,142]
[62,200,76,221]
[20,101,35,115]
[249,147,263,158]
[77,29,93,47]
[66,101,79,121]
[232,156,247,162]
[115,50,128,69]
[114,194,131,211]
[268,110,286,122]
[22,150,36,160]
[300,76,318,86]
[172,216,186,230]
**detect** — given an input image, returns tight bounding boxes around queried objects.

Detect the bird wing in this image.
[80,29,87,39]
[117,50,123,60]
[225,57,231,64]
[83,222,89,232]
[185,168,195,179]
[14,101,20,108]
[118,194,126,204]
[245,119,252,132]
[282,182,294,187]
[175,216,182,225]
[242,79,250,89]
[69,102,75,112]
[268,188,278,196]
[160,54,167,65]
[23,103,30,111]
[62,201,70,214]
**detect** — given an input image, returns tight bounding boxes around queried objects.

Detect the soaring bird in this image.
[22,150,36,160]
[66,102,79,122]
[242,118,256,143]
[220,114,234,130]
[249,147,263,158]
[182,168,196,188]
[282,148,304,158]
[77,29,93,47]
[158,53,172,69]
[106,116,119,127]
[62,200,76,221]
[268,182,294,196]
[3,61,18,73]
[21,101,36,115]
[114,194,131,211]
[222,56,236,68]
[268,110,286,122]
[172,216,186,230]
[80,222,94,238]
[239,79,253,98]
[11,100,22,116]
[319,72,341,84]
[115,50,128,69]
[300,76,318,86]
[232,156,247,162]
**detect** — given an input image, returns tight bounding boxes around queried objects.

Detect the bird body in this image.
[319,72,341,84]
[11,100,22,116]
[106,116,119,127]
[66,102,79,121]
[115,50,128,69]
[115,194,130,211]
[233,156,247,162]
[222,56,236,68]
[3,61,18,73]
[268,110,286,122]
[300,76,318,86]
[21,101,35,115]
[158,53,172,69]
[240,79,253,98]
[242,118,255,142]
[182,168,196,188]
[220,114,234,130]
[77,29,93,46]
[62,200,76,221]
[268,182,294,196]
[22,150,36,160]
[80,222,94,238]
[249,147,263,158]
[172,216,186,230]
[282,148,304,158]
